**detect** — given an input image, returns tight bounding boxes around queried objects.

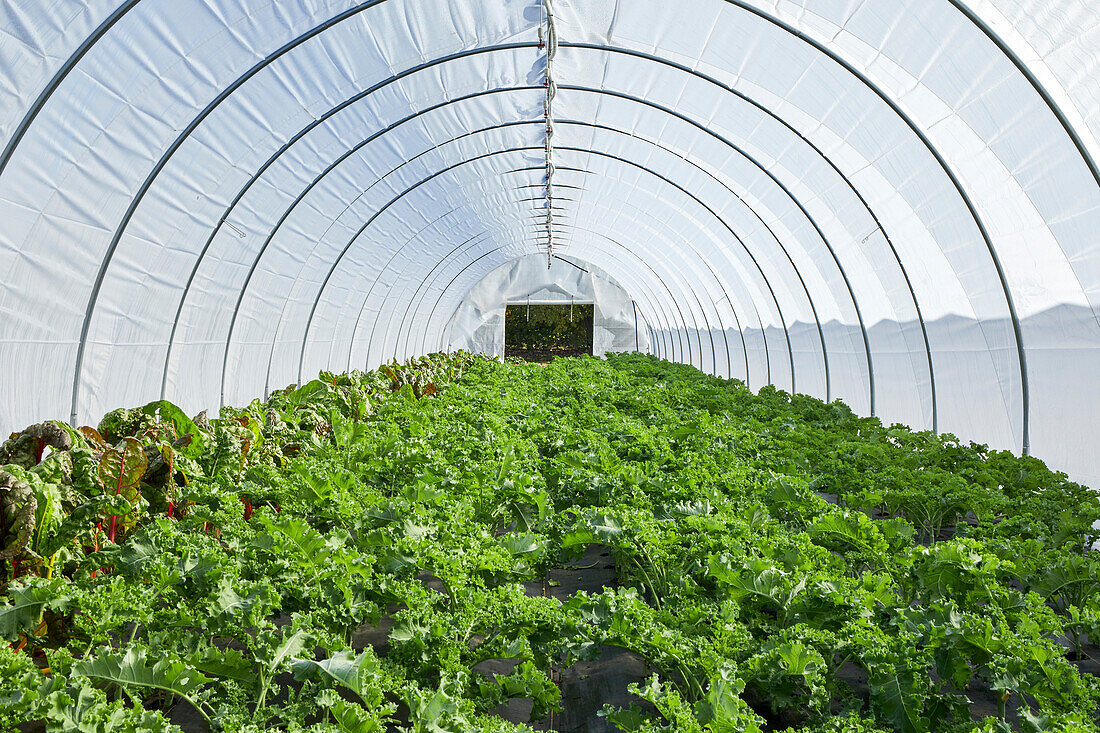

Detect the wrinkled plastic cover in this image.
[0,1,1098,487]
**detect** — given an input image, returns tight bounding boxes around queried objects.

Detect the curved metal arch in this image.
[945,1,1100,335]
[0,0,143,175]
[71,27,541,423]
[162,79,780,402]
[946,0,1100,203]
[209,130,687,397]
[551,147,793,383]
[53,16,948,429]
[196,79,842,403]
[210,91,814,420]
[349,173,711,380]
[368,192,743,381]
[387,224,706,376]
[281,124,816,394]
[346,125,826,385]
[10,0,1092,249]
[160,76,836,403]
[387,229,692,375]
[202,77,858,421]
[355,177,685,367]
[160,84,543,400]
[160,88,547,402]
[138,47,858,425]
[291,144,755,385]
[560,113,828,398]
[419,229,700,367]
[263,202,469,397]
[292,140,791,394]
[558,66,874,417]
[508,217,743,376]
[713,0,1026,448]
[559,47,928,423]
[420,237,700,369]
[195,97,803,402]
[551,120,820,388]
[217,131,546,404]
[422,242,683,362]
[289,129,811,398]
[296,153,705,371]
[531,198,752,381]
[69,10,998,431]
[150,47,892,422]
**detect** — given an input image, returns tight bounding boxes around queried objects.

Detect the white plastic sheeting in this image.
[444,254,648,357]
[0,1,1098,487]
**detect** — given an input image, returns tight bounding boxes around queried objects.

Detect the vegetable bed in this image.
[1,353,1099,733]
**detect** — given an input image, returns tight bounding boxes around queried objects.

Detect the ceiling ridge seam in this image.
[542,0,558,267]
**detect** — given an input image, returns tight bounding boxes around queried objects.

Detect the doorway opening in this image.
[505,303,594,362]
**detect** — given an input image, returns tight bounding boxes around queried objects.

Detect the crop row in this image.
[1,352,1098,732]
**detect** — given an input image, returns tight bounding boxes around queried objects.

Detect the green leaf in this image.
[0,579,70,641]
[390,619,430,644]
[140,400,207,459]
[39,495,129,558]
[669,499,712,518]
[491,660,561,721]
[868,667,929,733]
[363,502,403,527]
[255,514,333,575]
[776,642,823,677]
[769,478,804,504]
[563,512,623,549]
[206,577,275,623]
[74,645,211,720]
[404,675,472,733]
[401,519,435,540]
[42,679,179,733]
[379,551,417,574]
[0,642,65,722]
[600,705,650,731]
[697,665,758,733]
[330,410,371,449]
[187,646,257,686]
[499,533,546,558]
[670,423,703,441]
[316,688,388,733]
[43,682,111,733]
[264,629,310,673]
[288,380,329,405]
[708,556,797,608]
[291,649,386,705]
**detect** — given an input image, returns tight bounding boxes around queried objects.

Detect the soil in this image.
[521,544,656,732]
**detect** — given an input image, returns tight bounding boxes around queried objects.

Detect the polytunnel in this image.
[1,0,1099,490]
[7,3,1100,731]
